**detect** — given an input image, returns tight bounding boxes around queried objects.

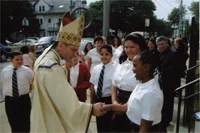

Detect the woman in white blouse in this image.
[111,33,148,132]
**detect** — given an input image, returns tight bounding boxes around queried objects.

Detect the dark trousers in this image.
[95,96,112,133]
[111,89,132,133]
[5,94,31,133]
[131,122,160,132]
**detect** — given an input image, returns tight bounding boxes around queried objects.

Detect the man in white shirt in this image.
[1,51,33,132]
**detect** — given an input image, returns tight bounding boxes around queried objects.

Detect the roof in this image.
[34,0,72,14]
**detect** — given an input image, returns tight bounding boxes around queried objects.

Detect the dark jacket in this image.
[160,48,182,90]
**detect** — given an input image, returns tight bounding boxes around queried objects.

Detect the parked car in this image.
[26,37,40,41]
[11,39,37,52]
[35,36,56,57]
[0,43,12,62]
[12,39,37,46]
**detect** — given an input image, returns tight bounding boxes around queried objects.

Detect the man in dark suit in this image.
[156,36,183,132]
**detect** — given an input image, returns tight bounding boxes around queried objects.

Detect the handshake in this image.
[92,102,127,117]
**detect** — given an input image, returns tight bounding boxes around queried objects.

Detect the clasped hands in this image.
[92,102,126,117]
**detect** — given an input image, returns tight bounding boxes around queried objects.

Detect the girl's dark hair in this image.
[100,44,113,54]
[119,50,127,64]
[149,37,156,47]
[125,33,148,51]
[94,36,103,43]
[119,33,148,64]
[84,42,93,55]
[20,45,29,54]
[113,36,122,47]
[10,51,22,60]
[137,50,160,77]
[106,35,114,45]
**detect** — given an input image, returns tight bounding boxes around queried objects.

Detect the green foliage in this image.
[189,1,199,23]
[88,0,172,37]
[154,19,172,37]
[168,8,180,25]
[168,6,186,26]
[89,0,103,21]
[110,0,156,33]
[1,0,36,43]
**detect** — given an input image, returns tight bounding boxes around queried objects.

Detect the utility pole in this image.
[102,0,110,37]
[178,0,183,37]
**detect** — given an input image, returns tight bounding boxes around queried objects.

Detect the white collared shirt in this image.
[70,62,79,88]
[126,78,163,125]
[87,48,101,73]
[1,65,34,97]
[90,62,116,97]
[112,45,123,66]
[23,54,30,66]
[112,59,139,91]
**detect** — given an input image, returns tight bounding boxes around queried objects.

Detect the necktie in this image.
[96,65,105,99]
[12,68,19,98]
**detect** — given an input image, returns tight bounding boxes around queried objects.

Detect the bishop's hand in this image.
[92,102,106,117]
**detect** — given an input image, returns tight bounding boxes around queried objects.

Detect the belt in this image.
[5,94,29,100]
[118,89,132,98]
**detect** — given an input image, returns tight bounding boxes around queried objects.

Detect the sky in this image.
[86,0,197,21]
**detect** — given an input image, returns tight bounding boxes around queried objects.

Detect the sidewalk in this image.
[0,79,196,132]
[0,90,97,133]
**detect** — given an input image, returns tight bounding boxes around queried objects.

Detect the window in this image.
[48,19,51,23]
[42,6,45,11]
[39,6,41,12]
[58,18,61,24]
[40,19,43,24]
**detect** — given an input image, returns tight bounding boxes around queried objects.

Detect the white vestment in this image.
[31,47,92,133]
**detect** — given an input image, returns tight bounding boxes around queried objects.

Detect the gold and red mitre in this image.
[57,11,84,46]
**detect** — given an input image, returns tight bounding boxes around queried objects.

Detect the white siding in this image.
[35,0,51,13]
[34,0,86,37]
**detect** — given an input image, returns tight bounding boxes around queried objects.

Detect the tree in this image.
[188,1,199,22]
[88,0,172,37]
[154,19,172,37]
[110,0,156,33]
[168,8,180,26]
[87,0,104,36]
[168,6,187,26]
[0,0,37,44]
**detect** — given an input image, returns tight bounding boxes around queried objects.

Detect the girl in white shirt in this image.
[87,36,103,73]
[111,33,148,132]
[105,50,163,132]
[90,44,116,133]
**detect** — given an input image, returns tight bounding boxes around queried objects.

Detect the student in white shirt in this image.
[105,50,163,132]
[90,44,116,132]
[111,33,148,132]
[87,36,104,73]
[1,52,33,132]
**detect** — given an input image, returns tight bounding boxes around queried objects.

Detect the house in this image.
[32,0,87,37]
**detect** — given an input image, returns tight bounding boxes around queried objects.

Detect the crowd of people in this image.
[0,10,189,133]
